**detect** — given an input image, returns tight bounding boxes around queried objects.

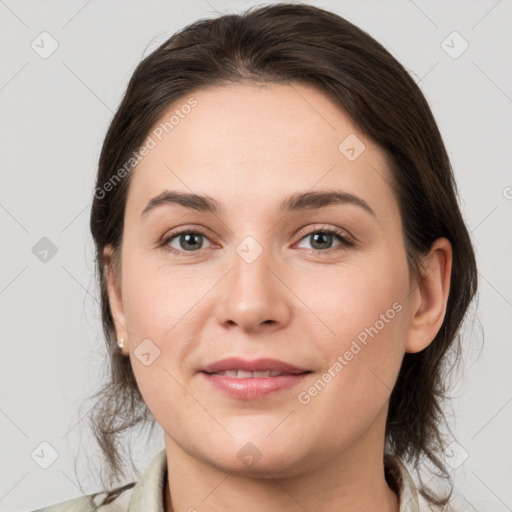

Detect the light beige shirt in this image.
[32,449,429,511]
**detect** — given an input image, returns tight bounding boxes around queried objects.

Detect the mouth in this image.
[200,356,311,375]
[203,369,309,378]
[199,357,312,399]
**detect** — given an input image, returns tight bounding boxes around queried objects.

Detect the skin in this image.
[104,82,452,512]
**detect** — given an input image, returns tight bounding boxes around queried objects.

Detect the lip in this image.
[200,372,311,399]
[199,357,312,400]
[200,357,309,374]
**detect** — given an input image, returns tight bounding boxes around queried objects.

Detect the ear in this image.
[103,245,129,355]
[405,237,453,354]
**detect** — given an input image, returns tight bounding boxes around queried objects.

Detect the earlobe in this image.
[405,238,453,354]
[103,245,128,354]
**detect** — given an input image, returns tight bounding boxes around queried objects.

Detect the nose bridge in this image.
[231,233,276,305]
[214,230,291,332]
[233,235,272,293]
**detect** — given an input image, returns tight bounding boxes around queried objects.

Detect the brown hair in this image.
[87,3,478,508]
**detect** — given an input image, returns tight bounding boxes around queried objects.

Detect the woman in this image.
[32,3,477,511]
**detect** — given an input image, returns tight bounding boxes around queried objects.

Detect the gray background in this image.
[1,0,511,511]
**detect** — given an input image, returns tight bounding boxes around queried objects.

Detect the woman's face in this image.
[107,82,427,475]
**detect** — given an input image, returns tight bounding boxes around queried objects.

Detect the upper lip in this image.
[201,357,310,374]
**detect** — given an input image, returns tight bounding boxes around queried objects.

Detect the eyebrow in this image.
[141,190,376,218]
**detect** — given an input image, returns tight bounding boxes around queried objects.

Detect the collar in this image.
[384,453,421,512]
[120,449,422,512]
[126,449,167,512]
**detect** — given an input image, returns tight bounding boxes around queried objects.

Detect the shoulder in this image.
[30,449,165,512]
[416,498,431,512]
[28,494,99,512]
[29,484,134,512]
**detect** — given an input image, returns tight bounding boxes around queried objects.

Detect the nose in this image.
[214,246,292,334]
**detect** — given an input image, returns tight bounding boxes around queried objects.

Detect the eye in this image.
[160,225,354,256]
[163,230,213,253]
[295,226,354,254]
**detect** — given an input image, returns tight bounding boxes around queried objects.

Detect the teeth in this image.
[212,370,284,378]
[253,371,273,378]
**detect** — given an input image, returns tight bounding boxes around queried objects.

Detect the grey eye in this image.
[166,232,212,251]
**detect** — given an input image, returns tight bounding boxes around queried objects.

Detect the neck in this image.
[164,468,398,512]
[162,408,399,512]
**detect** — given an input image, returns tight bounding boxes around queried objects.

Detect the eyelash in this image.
[160,225,355,257]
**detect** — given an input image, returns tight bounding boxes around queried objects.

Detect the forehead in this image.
[126,82,397,220]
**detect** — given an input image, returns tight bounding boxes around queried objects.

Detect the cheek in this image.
[296,257,409,406]
[128,353,193,441]
[299,256,408,346]
[120,255,195,422]
[296,304,407,446]
[121,251,194,336]
[120,253,210,397]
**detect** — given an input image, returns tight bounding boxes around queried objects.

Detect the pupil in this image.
[311,232,332,250]
[178,232,333,251]
[182,233,201,250]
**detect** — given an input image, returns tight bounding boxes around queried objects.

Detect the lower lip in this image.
[200,372,311,399]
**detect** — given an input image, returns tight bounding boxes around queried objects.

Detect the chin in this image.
[201,436,307,478]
